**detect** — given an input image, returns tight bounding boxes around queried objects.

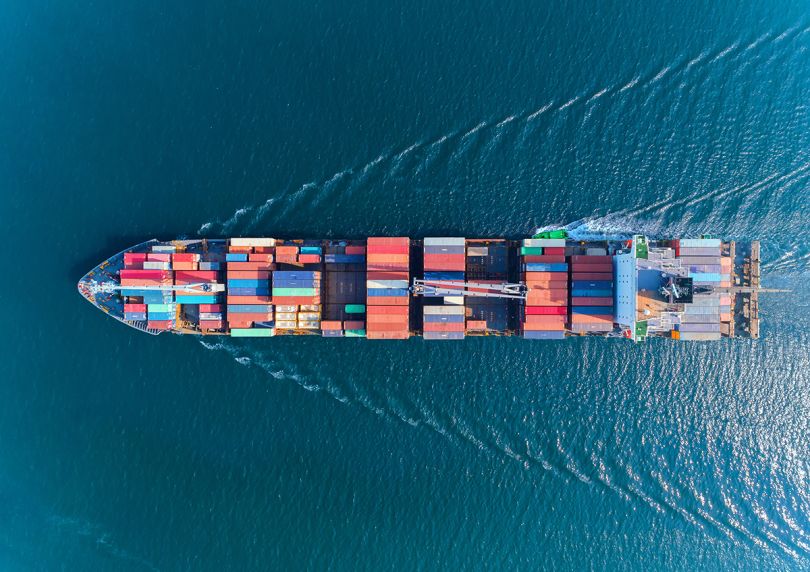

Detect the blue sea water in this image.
[2,0,810,570]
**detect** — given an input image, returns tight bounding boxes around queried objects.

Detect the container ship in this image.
[77,233,769,342]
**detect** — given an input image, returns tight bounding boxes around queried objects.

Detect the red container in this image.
[298,254,321,263]
[569,296,613,306]
[174,270,218,282]
[367,264,409,272]
[172,253,197,262]
[120,269,170,279]
[199,304,223,312]
[367,314,410,324]
[526,286,568,294]
[120,278,171,286]
[275,246,299,255]
[345,246,366,255]
[423,322,464,332]
[254,246,274,254]
[524,314,566,325]
[527,292,567,305]
[524,271,568,281]
[366,296,409,306]
[200,320,223,329]
[124,303,147,313]
[466,320,487,330]
[571,255,612,263]
[367,305,409,315]
[522,255,566,263]
[366,271,409,281]
[367,237,410,245]
[366,245,410,255]
[275,255,298,264]
[367,253,409,262]
[147,320,173,330]
[226,295,273,304]
[344,320,365,329]
[227,320,253,328]
[228,246,252,253]
[226,312,273,321]
[525,306,567,315]
[572,272,613,281]
[227,271,271,279]
[124,252,147,262]
[146,253,171,262]
[227,261,274,270]
[320,320,342,331]
[544,247,565,255]
[366,322,410,332]
[570,263,613,272]
[248,253,274,262]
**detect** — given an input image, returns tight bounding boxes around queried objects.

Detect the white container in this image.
[444,296,465,305]
[523,239,566,247]
[466,247,488,256]
[424,237,465,246]
[367,280,409,289]
[230,238,276,247]
[423,305,464,315]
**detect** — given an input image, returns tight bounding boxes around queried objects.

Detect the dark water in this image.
[2,1,810,570]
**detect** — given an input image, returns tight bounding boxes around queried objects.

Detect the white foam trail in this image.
[775,23,801,42]
[526,101,554,121]
[650,65,672,83]
[197,221,213,234]
[495,114,517,128]
[586,87,610,103]
[558,96,580,110]
[745,31,772,51]
[618,77,640,93]
[709,42,740,63]
[685,50,708,70]
[462,121,487,137]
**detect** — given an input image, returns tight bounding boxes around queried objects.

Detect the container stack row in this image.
[569,254,614,333]
[120,245,177,330]
[226,238,275,336]
[423,237,466,340]
[324,244,366,265]
[366,237,410,339]
[272,271,321,331]
[675,294,722,341]
[673,238,731,287]
[321,243,367,337]
[521,238,568,340]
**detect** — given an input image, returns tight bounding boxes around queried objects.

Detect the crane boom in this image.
[412,279,527,299]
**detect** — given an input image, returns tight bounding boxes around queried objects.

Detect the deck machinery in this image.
[77,233,775,341]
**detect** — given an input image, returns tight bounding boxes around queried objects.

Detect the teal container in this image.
[345,304,366,314]
[175,295,218,304]
[147,303,175,313]
[272,287,317,297]
[230,328,275,337]
[344,329,366,337]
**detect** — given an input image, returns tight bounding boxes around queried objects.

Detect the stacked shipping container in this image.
[673,238,732,288]
[569,254,614,333]
[225,238,275,335]
[423,238,466,340]
[366,237,410,339]
[521,239,568,339]
[272,271,321,330]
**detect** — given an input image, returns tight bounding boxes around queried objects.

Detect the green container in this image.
[271,287,317,297]
[344,329,366,337]
[230,328,275,337]
[147,303,174,312]
[520,246,544,256]
[345,304,366,314]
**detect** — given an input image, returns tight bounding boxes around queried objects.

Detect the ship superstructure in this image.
[77,233,769,341]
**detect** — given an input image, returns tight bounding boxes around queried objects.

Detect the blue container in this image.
[571,307,613,316]
[227,287,270,296]
[199,262,221,270]
[228,304,273,313]
[225,253,248,262]
[523,330,566,340]
[689,272,722,282]
[227,279,265,288]
[423,314,464,323]
[423,331,465,340]
[146,312,174,321]
[572,289,613,297]
[144,292,173,304]
[300,246,322,254]
[175,295,219,304]
[572,280,613,290]
[322,330,344,337]
[367,288,409,297]
[124,312,147,321]
[273,271,316,279]
[524,263,568,272]
[326,254,365,263]
[423,271,465,281]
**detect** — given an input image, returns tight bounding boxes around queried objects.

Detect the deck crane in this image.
[411,278,527,299]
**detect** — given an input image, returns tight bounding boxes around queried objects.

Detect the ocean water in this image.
[2,0,809,570]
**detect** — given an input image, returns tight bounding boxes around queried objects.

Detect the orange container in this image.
[423,322,464,332]
[524,272,568,281]
[298,254,321,263]
[228,246,253,253]
[367,314,409,324]
[524,315,566,324]
[275,246,299,255]
[570,314,613,324]
[254,246,274,254]
[367,237,410,245]
[271,296,322,305]
[367,331,410,339]
[367,305,409,315]
[248,253,274,263]
[366,271,410,280]
[466,320,487,330]
[172,262,197,271]
[366,245,409,255]
[366,322,410,332]
[366,296,409,306]
[527,292,567,306]
[226,312,273,321]
[522,322,566,331]
[320,321,342,331]
[200,320,223,329]
[227,261,274,270]
[367,254,409,263]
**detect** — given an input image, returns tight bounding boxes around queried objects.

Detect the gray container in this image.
[679,323,721,333]
[423,331,465,340]
[678,331,722,341]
